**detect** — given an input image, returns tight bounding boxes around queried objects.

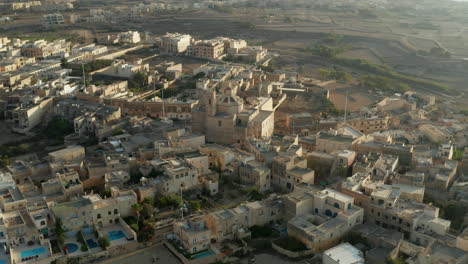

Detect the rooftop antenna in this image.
[162,87,165,119]
[344,91,349,123]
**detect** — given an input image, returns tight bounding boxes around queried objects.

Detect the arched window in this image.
[334,203,340,209]
[348,204,352,210]
[325,209,332,217]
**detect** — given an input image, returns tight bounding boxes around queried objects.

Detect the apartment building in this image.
[284,187,364,253]
[205,197,282,242]
[21,39,70,58]
[271,154,313,192]
[341,174,450,239]
[7,96,53,134]
[157,33,192,54]
[43,13,65,27]
[173,215,213,254]
[316,133,357,154]
[51,198,94,231]
[188,40,225,59]
[235,159,271,192]
[419,124,453,143]
[48,146,86,163]
[344,116,392,134]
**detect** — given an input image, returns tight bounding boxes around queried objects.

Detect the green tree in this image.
[452,149,464,161]
[132,203,143,224]
[45,116,74,140]
[129,72,148,92]
[142,203,154,219]
[189,200,201,211]
[147,168,163,178]
[55,218,65,246]
[386,257,405,264]
[98,237,110,249]
[0,156,10,168]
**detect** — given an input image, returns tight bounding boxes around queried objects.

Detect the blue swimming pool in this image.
[65,243,79,253]
[191,250,214,259]
[0,259,6,264]
[86,239,98,248]
[107,230,125,241]
[19,247,46,258]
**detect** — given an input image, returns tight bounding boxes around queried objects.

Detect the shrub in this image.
[130,223,139,232]
[250,225,279,239]
[274,237,307,252]
[156,195,182,209]
[81,245,88,252]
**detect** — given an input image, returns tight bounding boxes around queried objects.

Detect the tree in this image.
[386,257,405,264]
[318,69,352,82]
[55,218,65,246]
[130,223,139,232]
[192,72,206,80]
[147,168,163,178]
[132,203,143,224]
[452,149,464,161]
[0,156,10,168]
[129,168,143,184]
[129,72,148,92]
[44,116,74,140]
[156,195,182,209]
[142,203,154,219]
[98,237,110,250]
[189,200,201,211]
[60,58,68,68]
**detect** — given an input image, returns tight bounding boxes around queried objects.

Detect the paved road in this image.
[111,245,181,264]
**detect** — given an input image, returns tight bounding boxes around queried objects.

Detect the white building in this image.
[323,243,365,264]
[157,33,192,54]
[118,31,141,44]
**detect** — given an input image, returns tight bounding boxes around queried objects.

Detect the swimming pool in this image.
[19,247,46,258]
[191,250,214,259]
[0,259,5,264]
[86,239,98,248]
[107,230,125,241]
[65,243,79,253]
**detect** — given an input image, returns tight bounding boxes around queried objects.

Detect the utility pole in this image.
[162,88,166,120]
[82,63,86,89]
[344,91,349,123]
[180,183,185,219]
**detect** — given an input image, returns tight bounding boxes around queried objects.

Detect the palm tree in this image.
[132,203,143,224]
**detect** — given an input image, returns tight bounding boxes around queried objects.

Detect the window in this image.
[114,209,118,214]
[97,214,101,219]
[218,121,222,127]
